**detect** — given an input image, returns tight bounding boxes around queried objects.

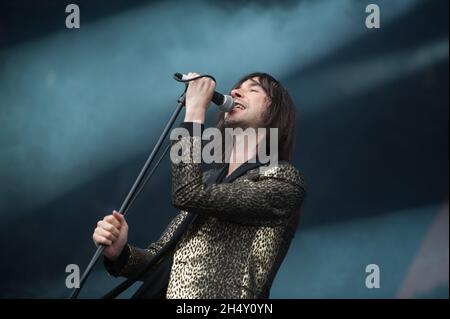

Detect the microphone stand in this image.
[68,92,186,299]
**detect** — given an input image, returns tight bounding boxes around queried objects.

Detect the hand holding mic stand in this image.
[68,73,232,299]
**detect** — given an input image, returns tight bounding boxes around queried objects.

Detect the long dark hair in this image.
[216,72,297,162]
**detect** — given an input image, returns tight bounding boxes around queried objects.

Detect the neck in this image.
[226,129,266,177]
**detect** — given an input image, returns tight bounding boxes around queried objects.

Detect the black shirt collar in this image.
[211,156,263,184]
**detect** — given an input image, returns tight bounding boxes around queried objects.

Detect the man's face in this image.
[224,77,270,129]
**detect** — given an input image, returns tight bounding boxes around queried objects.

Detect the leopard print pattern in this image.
[109,134,306,298]
[116,210,189,278]
[165,135,306,298]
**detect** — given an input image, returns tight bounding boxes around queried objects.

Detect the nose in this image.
[231,88,243,99]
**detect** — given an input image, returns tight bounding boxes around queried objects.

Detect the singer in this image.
[93,72,306,298]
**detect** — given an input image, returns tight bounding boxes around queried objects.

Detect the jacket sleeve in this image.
[104,211,189,278]
[171,122,306,226]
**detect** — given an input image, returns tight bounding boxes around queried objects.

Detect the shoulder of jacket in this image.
[257,161,306,190]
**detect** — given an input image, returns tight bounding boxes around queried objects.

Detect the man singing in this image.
[92,72,306,298]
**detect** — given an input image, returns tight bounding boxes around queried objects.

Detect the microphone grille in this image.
[217,95,234,112]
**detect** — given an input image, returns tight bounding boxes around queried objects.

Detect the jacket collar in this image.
[206,157,264,185]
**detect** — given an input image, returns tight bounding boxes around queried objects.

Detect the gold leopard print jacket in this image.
[106,124,306,299]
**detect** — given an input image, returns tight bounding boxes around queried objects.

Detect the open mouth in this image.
[233,102,246,111]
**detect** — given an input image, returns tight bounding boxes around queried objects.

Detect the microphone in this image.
[212,91,234,113]
[174,73,234,112]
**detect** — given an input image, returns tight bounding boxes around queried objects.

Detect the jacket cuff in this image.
[103,244,131,277]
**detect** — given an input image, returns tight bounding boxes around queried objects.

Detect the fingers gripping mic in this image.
[174,73,234,112]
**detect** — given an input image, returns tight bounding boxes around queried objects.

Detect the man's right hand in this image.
[93,210,128,261]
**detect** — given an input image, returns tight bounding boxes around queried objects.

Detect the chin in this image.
[224,117,243,129]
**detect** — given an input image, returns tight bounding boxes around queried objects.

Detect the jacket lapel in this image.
[110,160,266,298]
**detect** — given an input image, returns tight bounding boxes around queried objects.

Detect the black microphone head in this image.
[173,73,183,81]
